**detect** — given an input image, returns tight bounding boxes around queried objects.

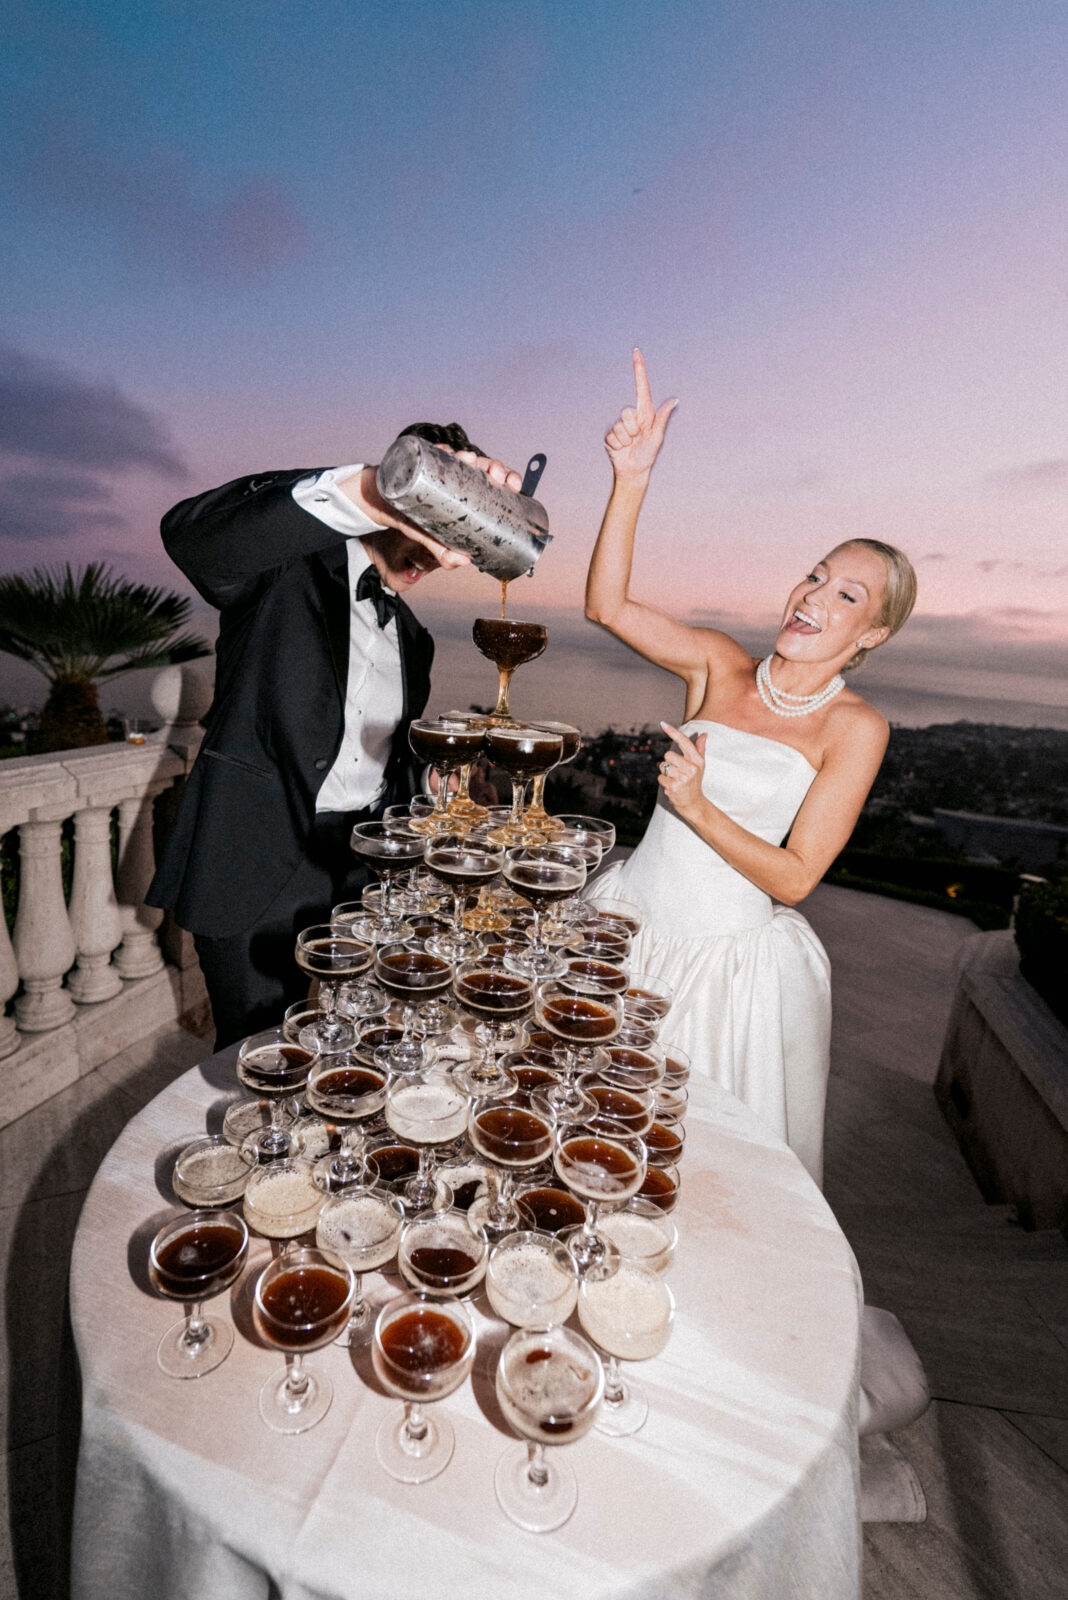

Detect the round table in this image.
[70,1046,861,1600]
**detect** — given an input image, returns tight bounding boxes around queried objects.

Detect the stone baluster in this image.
[114,789,165,979]
[67,804,124,1003]
[13,816,77,1031]
[0,890,19,1058]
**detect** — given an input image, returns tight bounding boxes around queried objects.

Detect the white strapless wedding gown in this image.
[589,721,832,1186]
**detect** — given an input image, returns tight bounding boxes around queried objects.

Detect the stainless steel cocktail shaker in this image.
[375,436,551,581]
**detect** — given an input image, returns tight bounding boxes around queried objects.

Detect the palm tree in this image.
[0,563,211,753]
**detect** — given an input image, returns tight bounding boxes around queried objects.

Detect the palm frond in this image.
[0,562,210,685]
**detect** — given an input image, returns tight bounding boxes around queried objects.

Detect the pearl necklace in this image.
[756,655,845,719]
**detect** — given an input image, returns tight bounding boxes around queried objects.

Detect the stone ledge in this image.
[0,962,209,1132]
[936,931,1068,1235]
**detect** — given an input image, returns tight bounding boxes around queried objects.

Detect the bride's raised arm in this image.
[585,350,748,709]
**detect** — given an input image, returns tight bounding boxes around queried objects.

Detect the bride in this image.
[585,351,917,1186]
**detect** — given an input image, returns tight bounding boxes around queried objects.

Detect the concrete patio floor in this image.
[1,881,1066,1599]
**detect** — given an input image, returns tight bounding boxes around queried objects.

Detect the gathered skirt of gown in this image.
[587,721,832,1186]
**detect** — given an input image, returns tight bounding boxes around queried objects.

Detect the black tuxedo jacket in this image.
[147,469,434,938]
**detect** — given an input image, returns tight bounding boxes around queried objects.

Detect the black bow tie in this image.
[355,565,400,629]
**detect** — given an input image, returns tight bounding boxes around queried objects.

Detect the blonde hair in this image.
[833,539,917,672]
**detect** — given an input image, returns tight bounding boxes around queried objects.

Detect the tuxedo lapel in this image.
[312,545,352,703]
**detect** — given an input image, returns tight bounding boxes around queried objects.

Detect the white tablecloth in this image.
[70,1047,861,1600]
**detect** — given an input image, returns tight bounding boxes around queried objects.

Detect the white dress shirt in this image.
[292,465,405,812]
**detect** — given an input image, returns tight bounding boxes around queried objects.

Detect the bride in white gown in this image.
[586,352,917,1187]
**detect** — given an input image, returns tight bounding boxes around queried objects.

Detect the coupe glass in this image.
[294,926,374,1054]
[222,1094,299,1152]
[577,1262,674,1436]
[494,1323,604,1533]
[372,941,454,1074]
[243,1158,324,1249]
[471,617,547,724]
[582,897,643,941]
[253,1247,355,1432]
[397,1207,489,1297]
[503,843,586,979]
[554,813,616,857]
[625,972,673,1021]
[384,1070,470,1210]
[372,1293,475,1483]
[531,978,621,1124]
[408,717,487,827]
[483,725,563,836]
[303,1055,388,1191]
[553,1123,647,1277]
[236,1028,319,1163]
[522,721,581,830]
[466,1095,556,1243]
[172,1136,249,1210]
[423,834,504,963]
[328,904,390,1016]
[513,1179,587,1235]
[348,822,424,942]
[486,1231,578,1328]
[586,1080,656,1138]
[316,1187,404,1345]
[148,1209,248,1379]
[644,1118,686,1167]
[637,1160,681,1214]
[598,1197,678,1275]
[451,957,533,1099]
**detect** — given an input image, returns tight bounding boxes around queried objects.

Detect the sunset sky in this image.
[2,0,1067,715]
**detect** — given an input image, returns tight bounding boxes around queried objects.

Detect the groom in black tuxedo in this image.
[148,424,522,1048]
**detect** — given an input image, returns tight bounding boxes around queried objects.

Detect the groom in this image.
[148,425,522,1048]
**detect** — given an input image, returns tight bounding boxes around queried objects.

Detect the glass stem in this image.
[350,1272,365,1323]
[526,1441,550,1488]
[264,1097,288,1154]
[509,777,527,828]
[182,1302,209,1351]
[493,667,513,720]
[583,1199,601,1240]
[455,763,474,804]
[451,892,467,941]
[604,1354,626,1406]
[284,1354,310,1408]
[489,1168,514,1224]
[527,772,549,821]
[404,1401,429,1445]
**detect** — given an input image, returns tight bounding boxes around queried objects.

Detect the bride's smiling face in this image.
[775,543,890,666]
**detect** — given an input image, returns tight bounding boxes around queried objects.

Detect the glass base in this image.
[451,1061,518,1101]
[374,1038,432,1076]
[595,1377,648,1437]
[240,1126,295,1165]
[466,1193,520,1243]
[312,1151,370,1193]
[504,946,566,980]
[299,1018,358,1055]
[223,1096,298,1149]
[156,1314,233,1379]
[259,1364,333,1433]
[559,1224,620,1279]
[376,1407,454,1483]
[494,1442,578,1532]
[531,1082,596,1126]
[426,930,482,962]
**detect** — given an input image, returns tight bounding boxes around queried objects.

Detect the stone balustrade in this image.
[0,665,213,1131]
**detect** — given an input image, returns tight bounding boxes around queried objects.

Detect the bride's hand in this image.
[658,723,707,817]
[604,349,678,482]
